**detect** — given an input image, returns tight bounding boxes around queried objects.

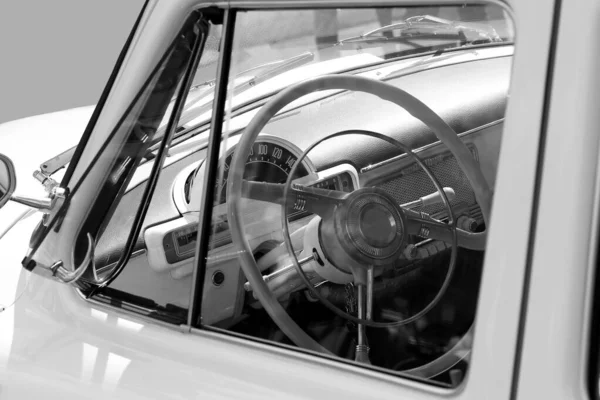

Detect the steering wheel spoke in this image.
[242,180,349,218]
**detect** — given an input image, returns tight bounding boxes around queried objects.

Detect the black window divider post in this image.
[188,8,237,329]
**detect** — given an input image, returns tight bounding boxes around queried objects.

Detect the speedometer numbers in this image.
[216,140,308,204]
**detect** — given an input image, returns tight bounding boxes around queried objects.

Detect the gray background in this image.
[0,0,144,124]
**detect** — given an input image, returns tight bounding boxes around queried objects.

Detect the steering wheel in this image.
[227,75,492,373]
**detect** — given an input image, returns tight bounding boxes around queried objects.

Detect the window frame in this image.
[187,7,236,327]
[181,0,553,396]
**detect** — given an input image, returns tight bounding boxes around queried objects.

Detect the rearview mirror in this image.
[0,153,16,209]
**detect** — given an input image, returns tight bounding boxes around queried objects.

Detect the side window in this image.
[200,4,513,388]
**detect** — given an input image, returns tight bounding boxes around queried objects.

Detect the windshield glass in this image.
[176,5,513,133]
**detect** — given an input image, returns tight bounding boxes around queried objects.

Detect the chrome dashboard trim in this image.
[360,118,504,174]
[294,162,360,190]
[172,161,203,216]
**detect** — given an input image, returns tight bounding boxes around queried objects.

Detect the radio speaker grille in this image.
[376,144,481,220]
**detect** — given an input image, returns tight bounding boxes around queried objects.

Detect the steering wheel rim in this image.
[228,74,492,359]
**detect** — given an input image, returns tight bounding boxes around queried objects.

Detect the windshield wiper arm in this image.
[188,51,315,93]
[336,15,502,45]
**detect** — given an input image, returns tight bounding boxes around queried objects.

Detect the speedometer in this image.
[216,137,310,204]
[178,134,316,215]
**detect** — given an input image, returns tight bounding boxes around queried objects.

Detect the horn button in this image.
[359,204,398,247]
[322,188,407,268]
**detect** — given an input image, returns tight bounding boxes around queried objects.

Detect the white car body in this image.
[0,0,597,399]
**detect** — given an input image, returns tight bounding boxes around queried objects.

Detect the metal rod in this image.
[355,283,371,364]
[188,9,237,328]
[366,267,373,320]
[263,255,314,282]
[401,187,455,209]
[10,195,51,212]
[355,266,374,364]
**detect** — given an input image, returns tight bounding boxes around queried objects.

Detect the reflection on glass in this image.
[199,5,512,387]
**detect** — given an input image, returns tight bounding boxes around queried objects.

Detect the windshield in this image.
[174,5,513,134]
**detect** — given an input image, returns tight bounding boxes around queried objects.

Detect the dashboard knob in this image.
[457,216,478,232]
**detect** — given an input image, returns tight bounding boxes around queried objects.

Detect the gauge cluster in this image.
[177,134,317,215]
[216,139,310,204]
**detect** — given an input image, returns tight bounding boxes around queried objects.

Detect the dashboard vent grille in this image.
[377,144,482,221]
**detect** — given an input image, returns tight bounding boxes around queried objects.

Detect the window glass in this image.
[204,5,513,387]
[103,4,515,388]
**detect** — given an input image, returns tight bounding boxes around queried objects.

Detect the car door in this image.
[0,0,559,399]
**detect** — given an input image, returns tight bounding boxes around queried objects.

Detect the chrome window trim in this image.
[190,326,454,393]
